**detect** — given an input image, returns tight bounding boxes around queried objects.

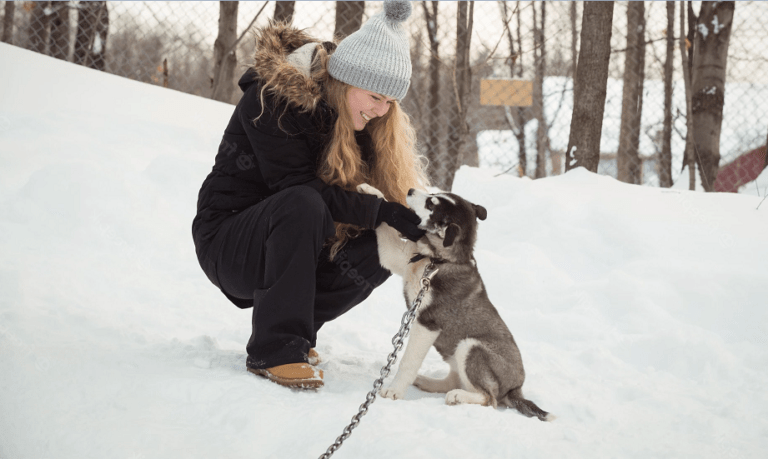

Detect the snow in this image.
[698,23,710,40]
[740,165,768,197]
[712,15,724,35]
[2,43,768,459]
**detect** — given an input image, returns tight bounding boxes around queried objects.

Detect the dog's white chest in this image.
[403,260,434,309]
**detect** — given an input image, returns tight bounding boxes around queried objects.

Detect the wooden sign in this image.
[480,79,533,107]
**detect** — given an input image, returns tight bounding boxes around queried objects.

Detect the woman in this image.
[191,0,427,389]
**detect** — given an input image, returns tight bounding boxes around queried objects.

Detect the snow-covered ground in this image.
[2,43,768,459]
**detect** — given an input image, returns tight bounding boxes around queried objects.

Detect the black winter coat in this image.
[192,69,383,253]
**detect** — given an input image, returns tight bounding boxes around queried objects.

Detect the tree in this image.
[532,1,548,179]
[659,2,674,188]
[679,3,695,189]
[421,1,441,184]
[211,1,238,103]
[28,1,52,54]
[691,1,735,191]
[444,1,473,190]
[500,1,530,178]
[2,0,15,44]
[617,1,645,184]
[334,1,365,40]
[74,1,109,70]
[50,1,70,61]
[565,1,614,173]
[570,2,578,90]
[680,1,697,186]
[273,1,295,23]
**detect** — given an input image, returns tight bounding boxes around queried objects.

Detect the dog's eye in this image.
[425,200,433,210]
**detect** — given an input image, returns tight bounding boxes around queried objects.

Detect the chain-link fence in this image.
[3,1,767,192]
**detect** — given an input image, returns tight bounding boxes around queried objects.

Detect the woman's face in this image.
[346,86,395,131]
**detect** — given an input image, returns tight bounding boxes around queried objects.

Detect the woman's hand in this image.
[375,201,426,242]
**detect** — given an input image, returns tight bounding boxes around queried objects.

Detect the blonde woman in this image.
[192,0,426,389]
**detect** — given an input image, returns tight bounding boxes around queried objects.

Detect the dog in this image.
[358,184,552,421]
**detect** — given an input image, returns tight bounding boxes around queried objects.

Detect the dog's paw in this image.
[356,183,386,200]
[445,389,488,406]
[379,385,406,400]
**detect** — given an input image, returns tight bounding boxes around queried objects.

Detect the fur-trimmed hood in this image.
[245,21,334,113]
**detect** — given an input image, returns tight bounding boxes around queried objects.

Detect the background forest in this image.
[2,1,766,192]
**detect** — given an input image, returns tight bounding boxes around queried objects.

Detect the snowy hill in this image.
[1,43,767,459]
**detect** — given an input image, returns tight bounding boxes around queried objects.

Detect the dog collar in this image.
[409,254,446,265]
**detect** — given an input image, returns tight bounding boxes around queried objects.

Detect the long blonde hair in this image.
[319,76,429,259]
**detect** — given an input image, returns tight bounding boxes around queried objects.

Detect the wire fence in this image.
[2,1,767,192]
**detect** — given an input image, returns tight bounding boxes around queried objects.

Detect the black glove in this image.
[375,201,426,242]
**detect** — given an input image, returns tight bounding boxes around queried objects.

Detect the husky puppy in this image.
[358,184,551,421]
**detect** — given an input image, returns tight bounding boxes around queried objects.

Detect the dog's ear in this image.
[473,204,487,221]
[443,223,461,247]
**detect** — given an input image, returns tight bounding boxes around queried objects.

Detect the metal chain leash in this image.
[318,261,438,459]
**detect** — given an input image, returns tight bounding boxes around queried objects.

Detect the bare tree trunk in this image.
[50,1,70,61]
[500,1,528,177]
[515,2,527,177]
[334,1,365,41]
[421,1,441,184]
[686,1,696,76]
[679,3,695,190]
[2,0,15,44]
[74,1,93,65]
[28,1,52,54]
[617,1,645,184]
[571,1,578,98]
[90,2,108,71]
[680,0,697,181]
[445,1,473,190]
[74,1,108,69]
[533,2,549,179]
[691,1,735,192]
[565,1,614,173]
[211,1,238,103]
[273,1,295,23]
[660,1,674,188]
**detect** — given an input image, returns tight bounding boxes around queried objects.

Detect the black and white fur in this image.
[358,184,552,421]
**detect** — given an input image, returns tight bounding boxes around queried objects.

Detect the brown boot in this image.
[308,348,322,366]
[248,363,324,389]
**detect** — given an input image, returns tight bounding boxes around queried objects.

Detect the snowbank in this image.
[1,43,767,459]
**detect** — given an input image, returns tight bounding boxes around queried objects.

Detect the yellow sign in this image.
[480,79,533,107]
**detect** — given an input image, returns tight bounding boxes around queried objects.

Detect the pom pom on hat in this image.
[384,0,412,24]
[328,0,413,100]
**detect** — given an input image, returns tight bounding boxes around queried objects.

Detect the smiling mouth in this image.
[361,112,372,122]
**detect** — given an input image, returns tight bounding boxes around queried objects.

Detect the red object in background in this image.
[714,145,768,192]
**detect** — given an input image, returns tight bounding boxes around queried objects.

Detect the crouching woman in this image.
[191,0,426,389]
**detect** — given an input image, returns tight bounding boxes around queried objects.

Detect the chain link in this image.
[318,261,437,459]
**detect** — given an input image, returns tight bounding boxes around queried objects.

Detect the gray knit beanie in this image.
[328,0,413,100]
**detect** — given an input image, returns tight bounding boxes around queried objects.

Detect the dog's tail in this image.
[501,387,554,422]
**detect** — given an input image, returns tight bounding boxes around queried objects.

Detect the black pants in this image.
[198,186,390,370]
